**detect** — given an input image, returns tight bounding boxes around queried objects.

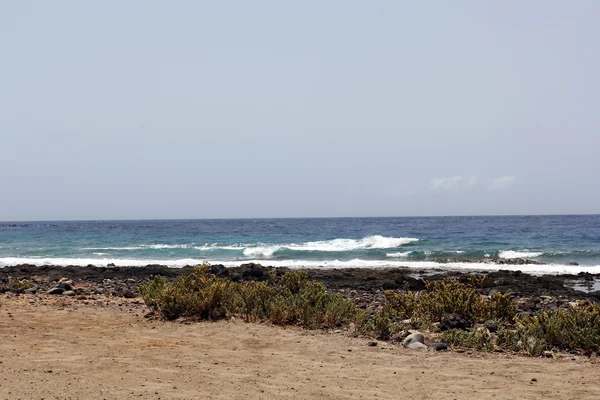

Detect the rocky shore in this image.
[2,263,599,316]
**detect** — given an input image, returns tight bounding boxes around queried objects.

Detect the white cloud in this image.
[429,175,517,192]
[487,176,517,191]
[429,176,478,191]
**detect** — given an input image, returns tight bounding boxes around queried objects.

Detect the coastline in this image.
[2,263,599,310]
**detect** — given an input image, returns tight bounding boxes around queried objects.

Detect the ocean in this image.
[1,215,599,274]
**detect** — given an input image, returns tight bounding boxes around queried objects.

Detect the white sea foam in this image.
[386,251,411,258]
[499,250,544,259]
[0,257,201,268]
[293,236,419,251]
[2,257,600,275]
[197,236,419,258]
[83,244,192,250]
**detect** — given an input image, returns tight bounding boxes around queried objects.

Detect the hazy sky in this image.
[1,1,599,220]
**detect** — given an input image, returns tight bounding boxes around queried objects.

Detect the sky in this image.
[1,1,599,220]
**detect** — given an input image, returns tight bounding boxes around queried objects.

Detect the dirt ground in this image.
[1,294,599,400]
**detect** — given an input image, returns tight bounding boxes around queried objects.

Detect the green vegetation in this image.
[138,267,600,356]
[8,278,33,292]
[138,265,364,329]
[497,301,600,356]
[369,277,516,335]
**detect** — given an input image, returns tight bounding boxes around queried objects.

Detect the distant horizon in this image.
[2,212,599,224]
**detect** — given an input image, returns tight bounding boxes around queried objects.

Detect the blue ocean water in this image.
[1,215,599,274]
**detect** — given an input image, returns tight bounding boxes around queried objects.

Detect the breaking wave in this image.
[499,250,544,259]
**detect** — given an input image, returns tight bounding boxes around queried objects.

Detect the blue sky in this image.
[1,1,599,220]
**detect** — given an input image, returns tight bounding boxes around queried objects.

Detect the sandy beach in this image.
[1,291,600,400]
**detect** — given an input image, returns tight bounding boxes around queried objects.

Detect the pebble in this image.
[367,341,378,347]
[47,288,64,295]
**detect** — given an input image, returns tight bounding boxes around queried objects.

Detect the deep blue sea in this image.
[1,215,600,274]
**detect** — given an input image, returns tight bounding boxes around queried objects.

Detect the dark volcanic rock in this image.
[440,313,471,331]
[1,263,599,307]
[430,343,448,351]
[47,287,64,295]
[484,319,498,333]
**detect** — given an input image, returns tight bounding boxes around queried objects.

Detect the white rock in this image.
[403,332,425,348]
[406,342,428,350]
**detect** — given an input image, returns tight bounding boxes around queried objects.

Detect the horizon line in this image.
[2,212,599,224]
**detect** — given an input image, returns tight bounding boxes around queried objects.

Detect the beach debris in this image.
[403,332,425,348]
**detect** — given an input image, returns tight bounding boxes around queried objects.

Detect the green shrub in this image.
[138,265,363,329]
[381,277,516,330]
[367,305,400,340]
[8,278,33,292]
[441,328,495,352]
[139,266,235,320]
[498,301,600,355]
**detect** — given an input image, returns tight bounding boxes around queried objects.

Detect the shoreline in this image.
[2,263,599,308]
[2,256,597,276]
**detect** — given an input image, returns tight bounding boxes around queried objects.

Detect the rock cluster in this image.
[401,332,448,351]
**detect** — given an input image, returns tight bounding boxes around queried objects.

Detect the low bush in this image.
[139,267,600,356]
[498,301,600,356]
[138,265,364,329]
[8,278,33,292]
[378,277,516,331]
[441,328,496,352]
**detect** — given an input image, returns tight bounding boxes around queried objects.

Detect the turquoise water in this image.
[1,215,599,274]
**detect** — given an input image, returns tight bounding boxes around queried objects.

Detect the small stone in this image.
[367,341,378,347]
[531,378,537,382]
[430,343,448,351]
[63,290,76,296]
[47,288,64,295]
[543,351,553,358]
[402,332,425,348]
[24,288,37,295]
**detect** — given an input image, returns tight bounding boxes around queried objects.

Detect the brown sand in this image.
[1,295,599,400]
